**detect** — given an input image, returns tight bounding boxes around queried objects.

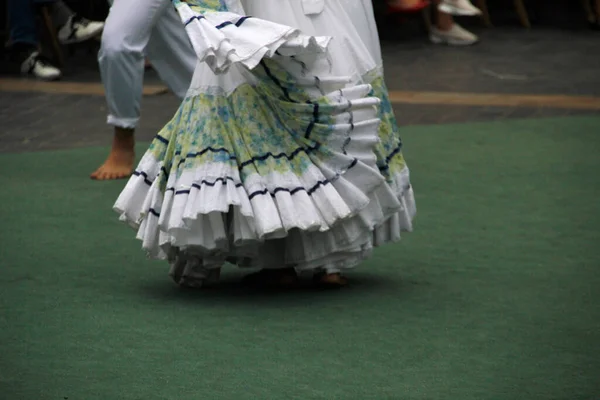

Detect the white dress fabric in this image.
[113,0,416,286]
[243,0,415,266]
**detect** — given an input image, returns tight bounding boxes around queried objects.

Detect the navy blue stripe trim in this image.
[304,102,319,139]
[141,157,358,217]
[305,120,315,139]
[238,142,320,169]
[184,15,205,26]
[185,15,251,29]
[215,16,252,29]
[260,60,292,102]
[179,147,236,162]
[170,177,243,195]
[215,21,233,29]
[152,135,320,173]
[156,134,169,145]
[346,157,358,171]
[378,143,403,172]
[386,143,402,164]
[259,62,321,139]
[235,16,251,26]
[132,171,153,186]
[247,179,326,200]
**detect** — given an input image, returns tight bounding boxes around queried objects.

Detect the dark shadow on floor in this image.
[135,270,424,308]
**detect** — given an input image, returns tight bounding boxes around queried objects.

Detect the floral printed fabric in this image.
[114,0,415,280]
[145,58,355,194]
[176,0,228,13]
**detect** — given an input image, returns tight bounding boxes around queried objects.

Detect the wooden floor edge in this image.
[387,91,600,110]
[1,79,600,109]
[0,79,168,96]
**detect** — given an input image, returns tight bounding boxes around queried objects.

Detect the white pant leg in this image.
[144,5,196,100]
[99,0,195,129]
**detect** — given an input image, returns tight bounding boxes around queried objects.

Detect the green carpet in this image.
[1,116,599,400]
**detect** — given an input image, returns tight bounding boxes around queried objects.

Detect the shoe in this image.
[58,15,104,45]
[20,50,61,80]
[438,0,481,16]
[430,24,478,46]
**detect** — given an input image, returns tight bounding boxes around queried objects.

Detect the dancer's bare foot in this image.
[90,127,135,180]
[313,272,349,288]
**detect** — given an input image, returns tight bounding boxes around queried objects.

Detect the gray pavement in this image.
[0,26,598,154]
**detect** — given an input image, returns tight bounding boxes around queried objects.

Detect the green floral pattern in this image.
[146,58,410,195]
[177,0,228,13]
[146,59,349,192]
[369,75,408,182]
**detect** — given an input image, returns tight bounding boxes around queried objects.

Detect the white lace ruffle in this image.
[164,166,415,285]
[113,82,398,264]
[174,1,331,74]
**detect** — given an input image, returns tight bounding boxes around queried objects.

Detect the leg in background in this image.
[438,0,481,16]
[47,0,105,45]
[8,0,38,48]
[7,0,62,80]
[591,0,600,28]
[474,0,492,27]
[435,1,455,31]
[92,0,171,180]
[513,0,531,28]
[429,0,479,45]
[48,0,72,27]
[143,3,196,100]
[92,0,195,180]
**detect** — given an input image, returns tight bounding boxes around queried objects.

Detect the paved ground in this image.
[0,23,598,154]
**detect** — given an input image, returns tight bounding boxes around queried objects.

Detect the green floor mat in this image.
[1,116,599,399]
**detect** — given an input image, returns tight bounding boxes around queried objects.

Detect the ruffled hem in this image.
[115,158,414,269]
[163,167,415,286]
[174,0,331,74]
[114,0,416,285]
[114,82,393,260]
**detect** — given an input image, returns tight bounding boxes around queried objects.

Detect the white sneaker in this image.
[58,15,104,45]
[430,24,479,46]
[20,51,62,81]
[438,0,482,16]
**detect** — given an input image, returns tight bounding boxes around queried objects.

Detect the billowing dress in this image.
[113,0,416,286]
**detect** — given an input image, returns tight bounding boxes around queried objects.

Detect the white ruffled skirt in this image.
[114,0,416,286]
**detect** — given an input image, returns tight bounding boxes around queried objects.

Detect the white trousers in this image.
[99,0,196,129]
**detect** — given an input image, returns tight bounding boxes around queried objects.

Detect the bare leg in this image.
[90,127,135,180]
[50,0,73,28]
[582,0,594,21]
[583,0,599,28]
[434,0,455,30]
[387,0,423,8]
[92,0,194,181]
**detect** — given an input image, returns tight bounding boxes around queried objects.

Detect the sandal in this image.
[313,272,349,288]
